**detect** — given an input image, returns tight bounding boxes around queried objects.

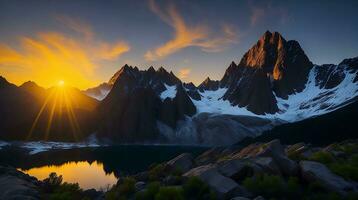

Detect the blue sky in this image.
[0,0,357,89]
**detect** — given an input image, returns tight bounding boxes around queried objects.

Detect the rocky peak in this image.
[183,82,196,90]
[108,64,139,85]
[198,77,220,91]
[219,31,313,114]
[220,61,238,87]
[239,31,287,73]
[339,56,358,70]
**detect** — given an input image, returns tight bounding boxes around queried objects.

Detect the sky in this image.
[0,0,357,89]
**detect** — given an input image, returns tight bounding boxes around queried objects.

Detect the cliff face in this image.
[219,31,313,114]
[96,65,196,142]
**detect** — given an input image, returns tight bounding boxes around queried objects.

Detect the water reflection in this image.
[20,161,117,190]
[1,145,208,190]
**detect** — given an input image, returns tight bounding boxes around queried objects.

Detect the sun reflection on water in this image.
[19,161,117,190]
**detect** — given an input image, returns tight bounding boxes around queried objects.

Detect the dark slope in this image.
[96,65,196,142]
[239,98,358,146]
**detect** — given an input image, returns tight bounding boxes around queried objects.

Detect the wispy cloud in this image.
[178,68,191,79]
[250,7,265,26]
[0,16,130,89]
[145,0,238,61]
[249,1,290,26]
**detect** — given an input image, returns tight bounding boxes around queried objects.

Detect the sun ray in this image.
[45,88,59,140]
[63,89,82,141]
[27,89,55,140]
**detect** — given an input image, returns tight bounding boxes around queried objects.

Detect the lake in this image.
[0,145,208,190]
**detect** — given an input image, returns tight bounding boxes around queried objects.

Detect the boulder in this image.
[218,159,262,181]
[234,140,298,176]
[196,148,225,165]
[0,166,40,200]
[251,157,281,175]
[167,153,194,173]
[256,140,299,176]
[300,161,356,195]
[183,164,217,177]
[184,165,247,199]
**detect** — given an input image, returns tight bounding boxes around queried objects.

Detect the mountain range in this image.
[1,31,357,145]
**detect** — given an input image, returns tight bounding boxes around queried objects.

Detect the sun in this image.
[57,80,65,87]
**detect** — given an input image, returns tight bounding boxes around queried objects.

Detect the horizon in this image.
[1,0,358,89]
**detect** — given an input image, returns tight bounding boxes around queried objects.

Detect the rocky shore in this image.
[1,139,357,199]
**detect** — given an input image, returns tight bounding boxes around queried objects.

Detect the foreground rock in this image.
[300,161,357,195]
[184,165,250,199]
[235,139,298,176]
[166,153,194,173]
[0,166,41,200]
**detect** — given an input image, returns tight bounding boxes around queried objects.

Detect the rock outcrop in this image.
[0,166,41,200]
[300,161,357,195]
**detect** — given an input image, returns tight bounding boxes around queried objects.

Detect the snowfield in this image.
[191,65,358,123]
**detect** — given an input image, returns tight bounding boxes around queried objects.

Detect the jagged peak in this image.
[339,56,358,67]
[108,64,138,85]
[260,30,285,43]
[229,61,237,67]
[148,66,155,72]
[203,77,212,83]
[157,66,168,73]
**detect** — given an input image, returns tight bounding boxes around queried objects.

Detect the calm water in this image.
[0,145,208,190]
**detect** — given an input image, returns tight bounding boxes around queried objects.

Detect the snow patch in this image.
[192,88,257,116]
[86,88,111,101]
[21,141,100,155]
[191,66,358,123]
[160,84,177,100]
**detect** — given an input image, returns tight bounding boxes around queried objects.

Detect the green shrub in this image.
[155,187,184,200]
[182,177,216,200]
[148,164,167,181]
[339,143,358,155]
[309,151,334,164]
[304,192,341,200]
[49,182,83,200]
[43,172,63,192]
[329,163,358,181]
[119,177,136,196]
[135,182,160,200]
[243,174,285,198]
[285,177,301,199]
[105,177,136,200]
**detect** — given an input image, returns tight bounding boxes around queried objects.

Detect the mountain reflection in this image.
[0,145,207,189]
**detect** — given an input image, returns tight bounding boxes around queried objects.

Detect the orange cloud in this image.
[178,68,191,79]
[0,17,130,89]
[145,0,238,61]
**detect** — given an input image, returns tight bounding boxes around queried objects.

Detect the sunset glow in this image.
[18,161,117,190]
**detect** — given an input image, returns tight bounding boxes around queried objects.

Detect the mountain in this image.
[1,30,358,145]
[0,77,98,141]
[95,65,195,142]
